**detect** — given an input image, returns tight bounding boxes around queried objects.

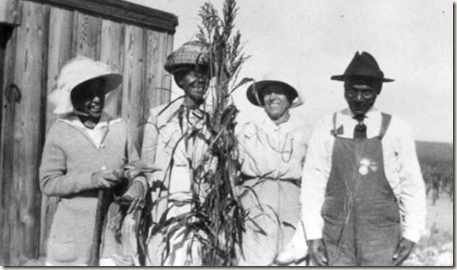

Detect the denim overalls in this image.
[322,113,401,266]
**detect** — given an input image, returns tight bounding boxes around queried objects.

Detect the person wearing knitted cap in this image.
[234,73,310,266]
[290,52,426,266]
[141,41,214,266]
[40,56,151,266]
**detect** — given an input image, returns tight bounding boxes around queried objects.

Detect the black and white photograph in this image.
[0,0,453,266]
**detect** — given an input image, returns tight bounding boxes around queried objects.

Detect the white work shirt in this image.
[300,107,426,243]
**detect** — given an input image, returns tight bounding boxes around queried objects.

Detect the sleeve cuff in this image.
[75,172,95,192]
[303,223,323,240]
[402,229,422,243]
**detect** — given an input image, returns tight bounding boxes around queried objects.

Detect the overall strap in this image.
[378,113,392,139]
[332,112,338,137]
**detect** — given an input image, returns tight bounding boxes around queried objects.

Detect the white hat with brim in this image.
[48,56,122,114]
[246,79,303,108]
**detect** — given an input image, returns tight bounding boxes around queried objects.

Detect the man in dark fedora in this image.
[298,52,426,266]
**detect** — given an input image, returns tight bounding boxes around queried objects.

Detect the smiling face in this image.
[262,84,292,123]
[175,65,210,107]
[71,78,105,120]
[344,77,381,117]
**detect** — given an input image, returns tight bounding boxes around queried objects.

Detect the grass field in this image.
[416,141,453,179]
[403,141,454,266]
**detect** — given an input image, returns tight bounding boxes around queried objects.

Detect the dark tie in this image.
[353,116,367,139]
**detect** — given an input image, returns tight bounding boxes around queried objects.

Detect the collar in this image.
[260,113,296,132]
[162,101,208,123]
[59,112,117,129]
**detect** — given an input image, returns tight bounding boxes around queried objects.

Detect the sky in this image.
[126,0,453,143]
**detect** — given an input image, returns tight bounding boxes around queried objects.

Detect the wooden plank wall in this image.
[0,22,19,267]
[0,1,48,265]
[39,6,72,257]
[0,0,21,25]
[144,31,173,130]
[0,1,174,265]
[122,25,145,152]
[100,20,124,117]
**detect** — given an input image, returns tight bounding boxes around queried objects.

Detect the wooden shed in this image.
[0,0,177,265]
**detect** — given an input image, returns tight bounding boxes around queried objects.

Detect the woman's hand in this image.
[275,221,308,265]
[91,169,123,189]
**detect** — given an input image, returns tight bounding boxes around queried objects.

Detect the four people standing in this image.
[39,49,426,266]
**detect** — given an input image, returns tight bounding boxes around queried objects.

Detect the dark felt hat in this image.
[331,51,394,82]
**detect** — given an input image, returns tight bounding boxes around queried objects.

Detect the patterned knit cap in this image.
[164,41,210,74]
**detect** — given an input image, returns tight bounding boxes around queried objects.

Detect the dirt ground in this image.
[403,195,454,266]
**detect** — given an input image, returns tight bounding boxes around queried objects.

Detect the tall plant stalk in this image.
[197,0,251,265]
[153,0,252,266]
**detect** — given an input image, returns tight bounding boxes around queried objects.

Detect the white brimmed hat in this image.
[48,56,122,114]
[246,71,303,108]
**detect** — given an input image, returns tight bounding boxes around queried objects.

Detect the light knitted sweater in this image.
[39,115,139,266]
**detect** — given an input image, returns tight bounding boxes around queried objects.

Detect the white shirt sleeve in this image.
[393,119,427,243]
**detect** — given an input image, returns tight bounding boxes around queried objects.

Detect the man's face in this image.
[344,78,380,116]
[262,85,291,120]
[178,66,210,104]
[72,79,105,119]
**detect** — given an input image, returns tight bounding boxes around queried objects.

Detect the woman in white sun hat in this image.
[39,56,150,266]
[235,72,310,266]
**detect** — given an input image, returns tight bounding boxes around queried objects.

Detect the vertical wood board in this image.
[10,1,48,265]
[162,33,173,103]
[0,23,18,267]
[144,30,161,111]
[100,19,124,117]
[72,11,101,59]
[144,31,173,110]
[122,24,145,152]
[156,32,168,104]
[44,7,73,134]
[39,5,73,256]
[0,0,21,25]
